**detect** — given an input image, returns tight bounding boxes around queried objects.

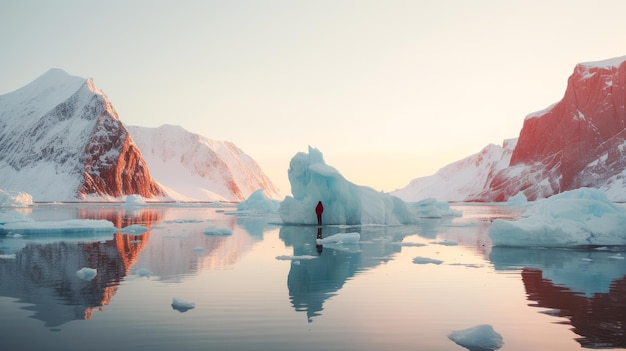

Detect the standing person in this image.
[315,201,324,226]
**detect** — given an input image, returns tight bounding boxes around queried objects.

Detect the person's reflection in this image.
[316,227,323,255]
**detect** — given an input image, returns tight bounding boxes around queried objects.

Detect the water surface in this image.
[1,203,625,350]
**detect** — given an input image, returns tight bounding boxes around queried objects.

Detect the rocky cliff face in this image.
[475,56,626,201]
[394,55,626,202]
[0,69,164,201]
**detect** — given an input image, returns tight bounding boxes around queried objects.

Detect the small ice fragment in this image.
[203,226,233,236]
[76,267,97,281]
[136,268,153,277]
[171,297,195,312]
[412,256,443,265]
[449,324,503,350]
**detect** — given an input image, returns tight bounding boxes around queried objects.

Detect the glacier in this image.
[279,147,418,225]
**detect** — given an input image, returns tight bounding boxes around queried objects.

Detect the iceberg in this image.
[279,147,417,225]
[0,189,33,208]
[236,189,280,214]
[449,324,503,350]
[122,194,147,206]
[410,198,461,218]
[506,191,528,206]
[490,188,626,247]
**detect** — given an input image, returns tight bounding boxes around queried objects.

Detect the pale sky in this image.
[1,1,625,197]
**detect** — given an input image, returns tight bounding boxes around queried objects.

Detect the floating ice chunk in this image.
[397,242,427,247]
[0,254,17,259]
[316,232,360,245]
[123,194,146,206]
[432,240,458,246]
[120,224,150,234]
[412,256,443,265]
[236,189,280,214]
[135,268,153,277]
[275,255,318,260]
[0,189,33,208]
[449,324,503,350]
[411,198,461,218]
[490,188,626,247]
[203,226,233,236]
[1,219,117,233]
[171,297,195,312]
[76,267,97,281]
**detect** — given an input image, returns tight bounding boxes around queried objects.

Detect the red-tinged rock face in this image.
[79,112,164,199]
[482,59,626,201]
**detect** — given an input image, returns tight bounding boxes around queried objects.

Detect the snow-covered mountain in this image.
[0,69,279,202]
[0,69,164,201]
[392,139,517,202]
[394,55,626,202]
[127,124,280,202]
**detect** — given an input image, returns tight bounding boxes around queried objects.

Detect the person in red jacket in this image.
[315,201,324,226]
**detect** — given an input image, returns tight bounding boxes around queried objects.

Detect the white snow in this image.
[490,188,626,247]
[76,267,97,281]
[392,140,516,202]
[280,146,418,225]
[171,297,195,312]
[449,324,503,350]
[580,55,626,69]
[0,189,33,208]
[127,124,281,202]
[525,102,558,120]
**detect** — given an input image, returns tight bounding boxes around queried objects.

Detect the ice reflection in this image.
[279,224,418,322]
[490,247,626,348]
[0,206,160,327]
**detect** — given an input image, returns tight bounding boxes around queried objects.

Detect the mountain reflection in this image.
[523,268,626,349]
[0,207,160,327]
[279,225,411,322]
[490,247,626,348]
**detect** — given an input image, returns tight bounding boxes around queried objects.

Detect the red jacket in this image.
[315,202,324,215]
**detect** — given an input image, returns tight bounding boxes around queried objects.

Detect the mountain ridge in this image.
[0,69,279,202]
[394,55,626,202]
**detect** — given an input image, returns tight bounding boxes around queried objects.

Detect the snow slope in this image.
[127,125,280,201]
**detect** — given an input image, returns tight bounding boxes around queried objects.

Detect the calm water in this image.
[1,203,625,351]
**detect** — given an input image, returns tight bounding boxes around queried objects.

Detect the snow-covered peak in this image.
[579,55,626,69]
[0,68,86,118]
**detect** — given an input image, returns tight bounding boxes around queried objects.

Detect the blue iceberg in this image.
[279,147,417,225]
[490,188,626,247]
